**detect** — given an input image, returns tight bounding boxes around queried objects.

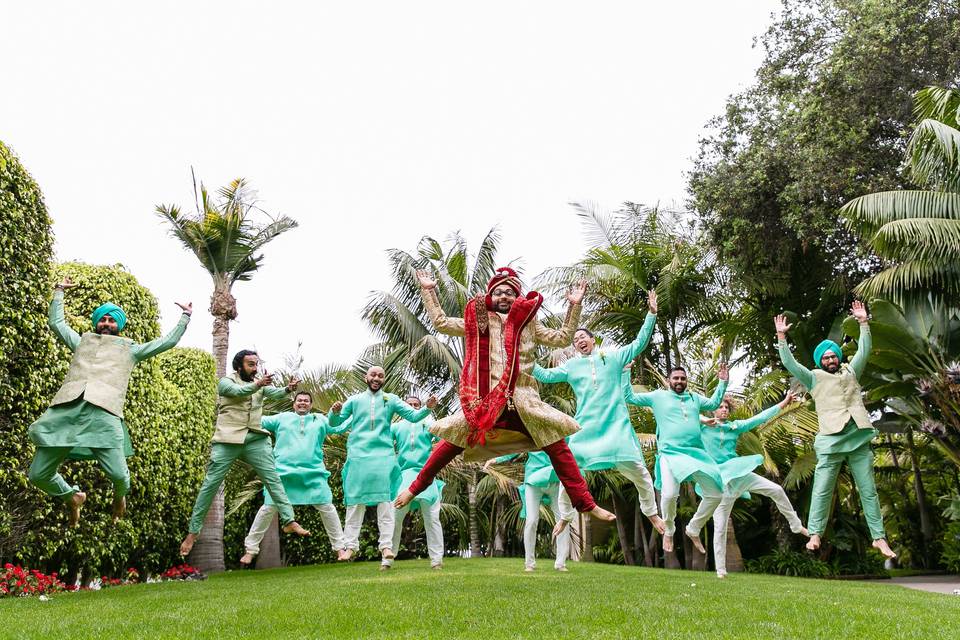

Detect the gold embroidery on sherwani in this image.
[421,287,582,461]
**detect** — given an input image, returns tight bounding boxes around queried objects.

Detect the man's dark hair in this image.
[294,390,313,402]
[668,366,687,376]
[232,349,258,372]
[575,327,594,338]
[405,395,421,404]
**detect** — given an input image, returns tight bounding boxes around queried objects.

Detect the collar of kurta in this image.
[459,291,543,447]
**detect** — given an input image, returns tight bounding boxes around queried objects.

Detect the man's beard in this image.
[96,326,120,336]
[671,382,687,394]
[825,363,840,373]
[367,380,382,391]
[239,369,256,382]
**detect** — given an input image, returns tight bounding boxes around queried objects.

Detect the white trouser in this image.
[383,500,445,567]
[524,483,570,569]
[557,460,659,520]
[660,457,722,537]
[343,502,394,552]
[709,473,805,576]
[244,503,345,555]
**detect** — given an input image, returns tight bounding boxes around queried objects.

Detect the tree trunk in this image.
[907,429,934,567]
[724,517,744,573]
[492,495,507,557]
[581,513,594,562]
[209,284,237,378]
[467,470,482,557]
[188,485,226,574]
[611,493,636,565]
[255,513,283,570]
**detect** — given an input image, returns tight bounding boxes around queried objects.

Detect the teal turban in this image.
[813,339,842,368]
[91,303,127,331]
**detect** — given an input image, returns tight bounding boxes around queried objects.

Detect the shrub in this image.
[745,549,834,578]
[941,521,960,573]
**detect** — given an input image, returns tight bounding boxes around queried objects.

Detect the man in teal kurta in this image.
[533,290,664,535]
[686,391,808,577]
[485,450,572,571]
[382,396,445,570]
[180,349,310,557]
[328,367,436,563]
[28,276,191,526]
[775,301,896,559]
[625,363,762,553]
[240,390,349,566]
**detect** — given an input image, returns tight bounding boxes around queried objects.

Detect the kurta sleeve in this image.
[850,323,872,380]
[613,312,657,368]
[729,404,781,434]
[625,390,655,408]
[392,397,431,423]
[777,339,815,390]
[263,386,290,401]
[534,302,582,348]
[261,414,281,434]
[328,398,354,428]
[217,377,259,397]
[533,363,568,384]
[47,290,81,351]
[698,379,728,411]
[326,415,351,434]
[132,313,190,362]
[421,287,465,337]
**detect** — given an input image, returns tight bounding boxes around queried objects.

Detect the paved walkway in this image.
[886,575,960,595]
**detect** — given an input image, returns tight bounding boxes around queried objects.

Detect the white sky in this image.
[2,1,780,375]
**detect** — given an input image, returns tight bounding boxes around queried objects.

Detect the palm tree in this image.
[841,87,960,307]
[155,171,297,573]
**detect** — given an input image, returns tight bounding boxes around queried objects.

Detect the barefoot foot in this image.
[649,515,666,535]
[663,534,674,553]
[180,533,197,557]
[685,529,706,554]
[240,552,255,566]
[524,566,535,573]
[282,521,311,537]
[394,489,414,509]
[797,527,810,537]
[67,492,86,528]
[872,538,897,559]
[589,506,616,522]
[112,496,126,522]
[805,534,821,552]
[382,548,395,560]
[339,549,354,562]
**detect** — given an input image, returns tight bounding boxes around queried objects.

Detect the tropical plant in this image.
[155,170,297,574]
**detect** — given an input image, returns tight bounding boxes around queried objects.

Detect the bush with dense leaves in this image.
[745,549,834,578]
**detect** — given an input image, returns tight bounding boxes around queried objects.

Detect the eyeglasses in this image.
[491,289,517,297]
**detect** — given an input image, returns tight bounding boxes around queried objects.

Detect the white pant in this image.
[524,483,570,569]
[557,460,659,520]
[383,500,444,567]
[660,457,722,536]
[343,502,394,552]
[244,503,345,555]
[701,473,805,576]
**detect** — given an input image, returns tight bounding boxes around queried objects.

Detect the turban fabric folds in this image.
[813,339,842,368]
[484,267,522,310]
[91,303,128,331]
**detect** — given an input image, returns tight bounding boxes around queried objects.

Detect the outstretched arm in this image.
[849,302,872,380]
[392,397,431,423]
[533,362,568,384]
[132,303,192,361]
[729,404,781,434]
[614,293,658,367]
[217,377,259,398]
[698,365,729,411]
[47,287,81,351]
[535,279,586,348]
[327,397,354,428]
[260,415,282,434]
[418,269,465,337]
[774,313,815,389]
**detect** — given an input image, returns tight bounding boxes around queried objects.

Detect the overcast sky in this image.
[2,1,781,376]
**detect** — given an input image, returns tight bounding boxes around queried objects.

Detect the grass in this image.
[3,558,959,639]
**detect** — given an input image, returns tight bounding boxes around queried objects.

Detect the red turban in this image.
[485,267,522,308]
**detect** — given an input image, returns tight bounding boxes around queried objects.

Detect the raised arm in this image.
[132,306,191,361]
[217,377,260,398]
[417,270,465,337]
[729,404,781,434]
[47,287,81,351]
[849,302,872,380]
[327,397,354,428]
[774,314,815,389]
[535,279,585,348]
[392,396,431,423]
[533,362,569,384]
[614,293,658,367]
[698,374,729,412]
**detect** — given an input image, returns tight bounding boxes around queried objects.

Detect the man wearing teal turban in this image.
[774,301,896,560]
[28,276,192,527]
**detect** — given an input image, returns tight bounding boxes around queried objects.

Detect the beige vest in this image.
[51,333,136,417]
[810,364,873,435]
[212,373,271,444]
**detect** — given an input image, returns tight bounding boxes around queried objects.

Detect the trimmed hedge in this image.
[3,262,217,580]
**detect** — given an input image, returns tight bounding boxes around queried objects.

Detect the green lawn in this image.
[3,559,958,639]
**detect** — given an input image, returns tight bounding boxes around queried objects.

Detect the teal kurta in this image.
[702,404,780,466]
[260,411,347,506]
[329,390,430,506]
[533,312,656,470]
[29,290,190,459]
[392,416,445,508]
[492,451,558,518]
[625,380,762,491]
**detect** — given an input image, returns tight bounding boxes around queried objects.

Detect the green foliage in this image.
[2,262,217,580]
[0,142,60,560]
[940,521,960,573]
[745,549,833,578]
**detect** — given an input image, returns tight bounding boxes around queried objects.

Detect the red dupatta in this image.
[459,291,543,446]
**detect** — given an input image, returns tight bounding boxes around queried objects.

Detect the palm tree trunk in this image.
[724,517,744,572]
[907,429,934,567]
[209,284,237,377]
[581,513,594,562]
[611,493,636,565]
[255,514,283,569]
[467,470,482,557]
[188,485,226,573]
[492,495,506,557]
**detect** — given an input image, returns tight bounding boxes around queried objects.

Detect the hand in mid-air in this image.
[718,362,729,382]
[567,279,588,305]
[778,390,798,409]
[285,377,302,392]
[851,300,868,324]
[773,314,792,338]
[647,290,658,314]
[416,269,436,290]
[56,276,77,290]
[175,301,193,315]
[425,395,438,409]
[330,401,343,414]
[256,371,275,388]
